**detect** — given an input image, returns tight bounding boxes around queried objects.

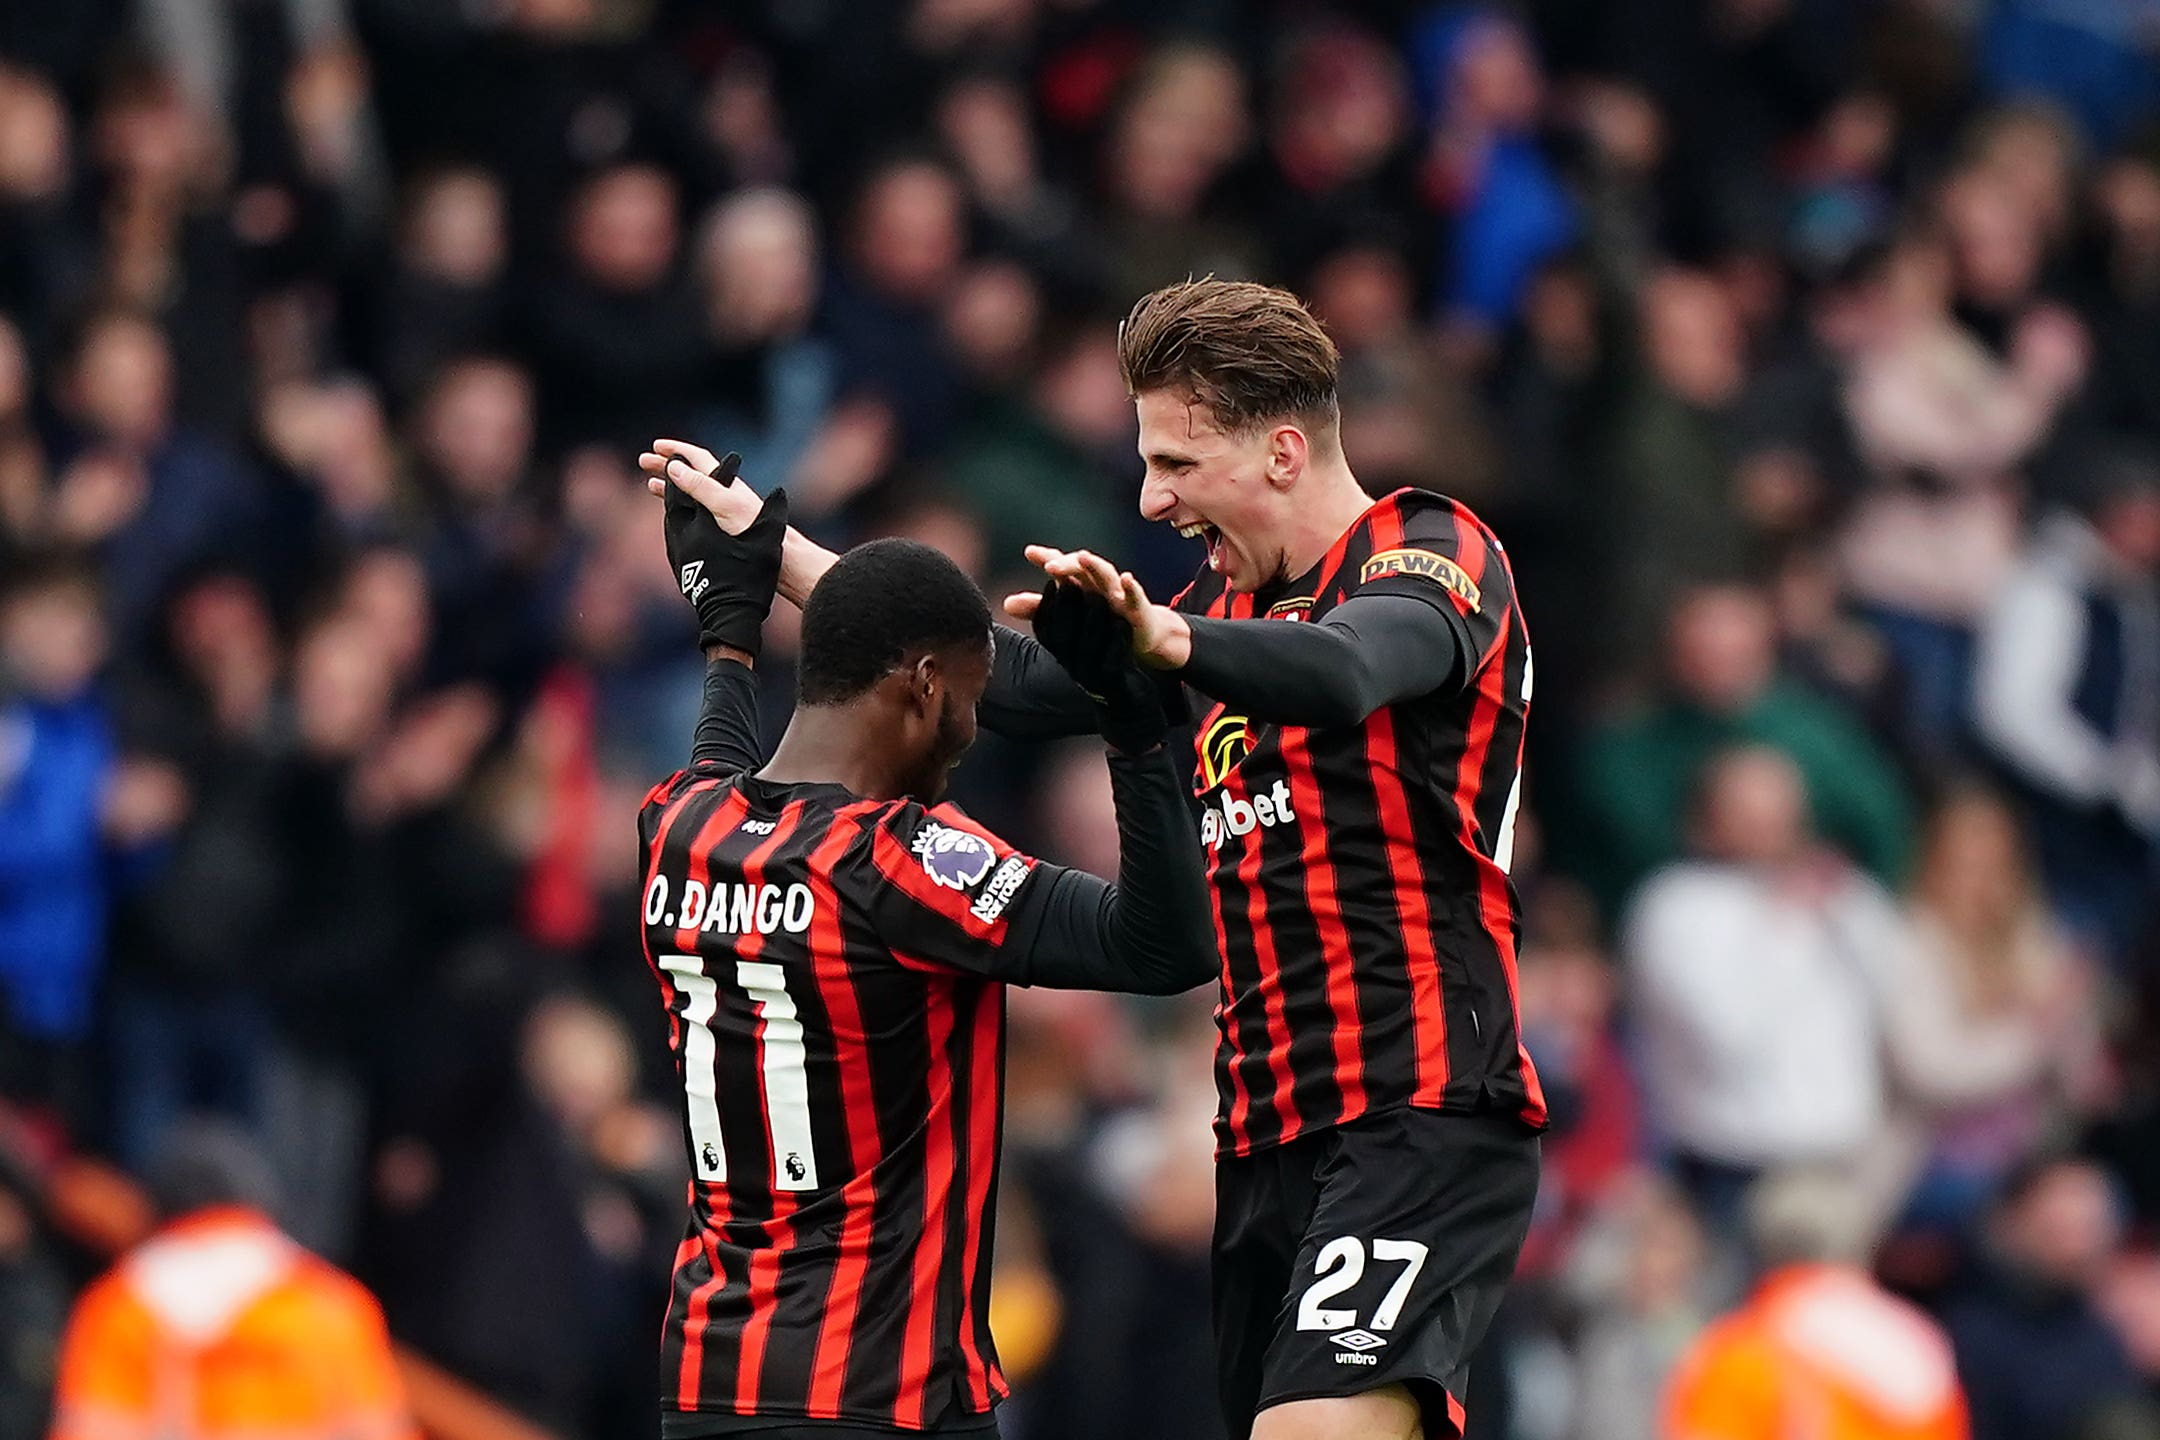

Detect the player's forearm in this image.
[1178,594,1465,727]
[979,626,1099,740]
[777,529,838,609]
[689,654,762,772]
[1018,746,1215,995]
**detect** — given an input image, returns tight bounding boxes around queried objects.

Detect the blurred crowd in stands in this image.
[4,0,2160,1438]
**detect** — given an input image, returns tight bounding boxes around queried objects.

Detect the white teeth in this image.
[1177,524,1207,539]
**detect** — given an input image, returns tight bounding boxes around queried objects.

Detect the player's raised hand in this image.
[660,448,789,660]
[1013,545,1192,670]
[641,438,764,535]
[1027,580,1172,754]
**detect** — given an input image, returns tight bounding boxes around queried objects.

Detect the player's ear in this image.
[1266,423,1308,489]
[910,653,941,715]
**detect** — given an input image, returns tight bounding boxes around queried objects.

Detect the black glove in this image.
[1030,580,1171,754]
[663,450,789,658]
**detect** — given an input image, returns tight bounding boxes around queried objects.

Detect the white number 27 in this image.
[1296,1237,1430,1331]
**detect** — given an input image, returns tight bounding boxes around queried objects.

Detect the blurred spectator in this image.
[1835,223,2082,757]
[254,374,406,568]
[517,994,682,1427]
[1979,5,2160,151]
[823,155,967,463]
[941,317,1134,570]
[49,1118,417,1440]
[0,67,77,358]
[1974,453,2160,964]
[48,309,260,637]
[80,63,249,438]
[1785,93,1901,280]
[1622,747,1896,1229]
[137,0,385,210]
[1603,268,1755,656]
[935,72,1078,265]
[941,256,1045,404]
[364,973,626,1436]
[524,161,705,451]
[1096,44,1259,300]
[1413,6,1577,351]
[104,567,282,1178]
[1663,1168,1969,1440]
[1573,582,1914,914]
[1262,22,1417,280]
[692,186,836,497]
[1560,1173,1712,1440]
[1945,1156,2158,1440]
[1309,240,1501,502]
[1024,991,1225,1440]
[409,355,563,692]
[362,165,510,406]
[1514,884,1640,1280]
[0,559,121,1120]
[2084,151,2160,444]
[1877,787,2107,1232]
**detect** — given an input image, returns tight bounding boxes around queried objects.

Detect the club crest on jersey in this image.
[1266,596,1314,621]
[1359,548,1480,611]
[1197,712,1255,791]
[913,822,996,890]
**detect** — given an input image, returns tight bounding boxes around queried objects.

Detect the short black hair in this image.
[799,539,991,705]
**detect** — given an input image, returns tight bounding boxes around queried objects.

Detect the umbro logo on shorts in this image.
[1330,1329,1386,1365]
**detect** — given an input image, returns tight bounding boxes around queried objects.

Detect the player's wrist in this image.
[1140,610,1192,670]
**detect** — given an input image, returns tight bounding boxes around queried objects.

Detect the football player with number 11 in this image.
[635,462,1215,1438]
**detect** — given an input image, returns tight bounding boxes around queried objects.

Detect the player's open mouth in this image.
[1177,521,1227,572]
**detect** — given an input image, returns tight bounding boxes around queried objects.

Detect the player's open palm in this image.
[641,437,763,535]
[1014,545,1191,669]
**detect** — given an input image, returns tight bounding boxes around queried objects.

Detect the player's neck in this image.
[1276,463,1377,582]
[762,708,911,801]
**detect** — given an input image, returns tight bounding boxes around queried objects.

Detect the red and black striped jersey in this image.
[1172,487,1547,1156]
[636,769,1048,1432]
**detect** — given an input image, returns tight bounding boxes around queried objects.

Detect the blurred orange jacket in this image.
[50,1205,418,1440]
[1665,1264,1969,1440]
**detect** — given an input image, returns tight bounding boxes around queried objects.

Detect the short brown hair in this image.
[1117,279,1340,435]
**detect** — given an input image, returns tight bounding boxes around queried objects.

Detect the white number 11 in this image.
[660,953,820,1191]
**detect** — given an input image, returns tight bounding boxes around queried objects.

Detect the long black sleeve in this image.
[689,656,762,772]
[1180,592,1470,728]
[978,624,1099,740]
[1005,744,1215,995]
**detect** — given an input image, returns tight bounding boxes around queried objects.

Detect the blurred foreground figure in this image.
[49,1120,415,1440]
[1665,1171,1968,1440]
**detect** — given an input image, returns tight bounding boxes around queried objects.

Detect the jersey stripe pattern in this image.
[637,771,1038,1431]
[1175,487,1548,1156]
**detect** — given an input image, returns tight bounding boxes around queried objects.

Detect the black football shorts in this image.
[1212,1107,1540,1439]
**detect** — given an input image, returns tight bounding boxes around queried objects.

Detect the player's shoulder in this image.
[866,798,1014,876]
[637,766,747,845]
[853,796,1040,931]
[1366,486,1504,551]
[639,763,742,817]
[1349,487,1511,613]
